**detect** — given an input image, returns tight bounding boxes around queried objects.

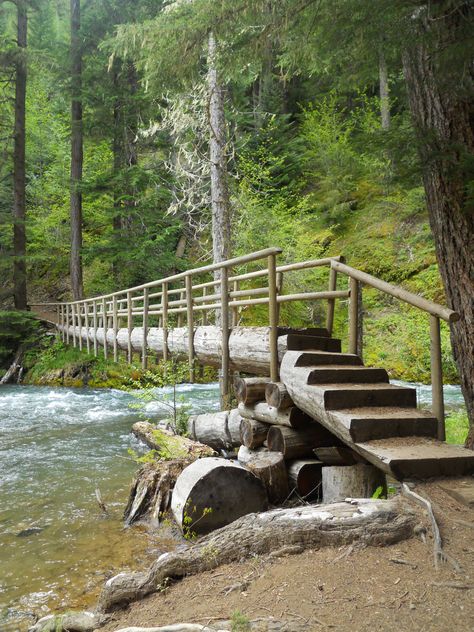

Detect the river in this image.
[0,383,220,631]
[0,380,466,631]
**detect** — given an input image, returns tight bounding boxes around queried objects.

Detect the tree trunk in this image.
[70,0,84,300]
[402,5,474,447]
[379,48,390,130]
[13,1,27,310]
[207,31,232,281]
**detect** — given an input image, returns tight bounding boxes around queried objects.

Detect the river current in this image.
[0,383,220,631]
[0,380,466,630]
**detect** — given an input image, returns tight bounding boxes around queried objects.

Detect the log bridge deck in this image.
[31,247,474,480]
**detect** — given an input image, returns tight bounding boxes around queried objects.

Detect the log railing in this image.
[30,248,459,436]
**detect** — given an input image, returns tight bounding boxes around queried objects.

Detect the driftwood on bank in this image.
[132,422,215,459]
[237,446,289,504]
[238,401,311,429]
[97,498,418,613]
[0,346,24,385]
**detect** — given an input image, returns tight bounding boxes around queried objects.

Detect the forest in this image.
[0,0,473,438]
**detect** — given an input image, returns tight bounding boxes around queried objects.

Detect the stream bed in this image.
[0,383,220,631]
[0,380,466,631]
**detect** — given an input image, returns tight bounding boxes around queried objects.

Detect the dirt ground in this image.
[99,481,474,632]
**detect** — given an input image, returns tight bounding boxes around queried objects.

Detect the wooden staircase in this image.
[279,329,474,480]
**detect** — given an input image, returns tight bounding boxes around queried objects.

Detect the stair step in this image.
[279,327,330,338]
[331,407,438,442]
[294,351,364,367]
[307,366,389,385]
[322,383,417,410]
[357,437,474,479]
[286,334,342,353]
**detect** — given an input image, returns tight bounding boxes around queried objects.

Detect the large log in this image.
[234,376,271,404]
[240,418,271,449]
[238,446,288,504]
[187,410,242,450]
[132,422,215,459]
[238,401,311,429]
[187,412,231,451]
[265,381,293,409]
[171,457,268,535]
[287,459,323,500]
[267,424,341,459]
[322,463,386,503]
[97,498,418,613]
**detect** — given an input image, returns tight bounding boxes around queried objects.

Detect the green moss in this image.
[445,411,469,445]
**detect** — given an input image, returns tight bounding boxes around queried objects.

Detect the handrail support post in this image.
[430,314,446,441]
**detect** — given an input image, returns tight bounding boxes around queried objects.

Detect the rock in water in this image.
[17,527,43,537]
[171,457,268,535]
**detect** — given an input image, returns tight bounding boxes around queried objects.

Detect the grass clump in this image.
[445,410,469,445]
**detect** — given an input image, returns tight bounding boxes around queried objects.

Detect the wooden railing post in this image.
[112,295,118,362]
[326,265,337,336]
[185,274,195,382]
[220,266,230,409]
[231,279,239,327]
[162,282,168,366]
[276,271,284,323]
[142,288,149,370]
[78,303,83,351]
[60,304,65,342]
[93,300,98,357]
[268,253,279,382]
[66,304,71,345]
[430,315,446,441]
[201,286,208,325]
[71,303,77,348]
[127,291,132,363]
[177,290,185,327]
[348,276,359,356]
[102,298,108,360]
[84,301,90,354]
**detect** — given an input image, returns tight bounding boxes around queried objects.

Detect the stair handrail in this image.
[331,259,460,441]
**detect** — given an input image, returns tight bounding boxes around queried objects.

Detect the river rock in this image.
[171,457,268,535]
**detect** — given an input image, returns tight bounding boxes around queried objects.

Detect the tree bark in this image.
[207,31,232,281]
[70,0,84,300]
[379,48,390,130]
[402,4,474,446]
[13,1,27,310]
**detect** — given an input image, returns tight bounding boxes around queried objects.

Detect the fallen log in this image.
[0,346,24,385]
[265,382,293,409]
[132,422,215,459]
[322,463,386,503]
[240,418,271,449]
[171,457,268,535]
[227,408,243,447]
[237,446,288,504]
[234,376,271,404]
[287,459,323,500]
[97,497,418,613]
[267,424,342,459]
[238,401,311,429]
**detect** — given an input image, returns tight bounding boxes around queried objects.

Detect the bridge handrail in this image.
[331,260,459,323]
[30,249,459,441]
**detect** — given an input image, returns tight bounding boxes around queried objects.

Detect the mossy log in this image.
[97,498,418,613]
[132,422,215,459]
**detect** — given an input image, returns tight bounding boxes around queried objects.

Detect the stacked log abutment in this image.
[235,377,387,504]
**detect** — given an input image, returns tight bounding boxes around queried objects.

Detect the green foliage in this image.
[0,311,42,369]
[445,411,469,446]
[230,610,251,632]
[182,501,213,541]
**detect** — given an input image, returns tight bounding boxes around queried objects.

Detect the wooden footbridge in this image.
[31,247,474,481]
